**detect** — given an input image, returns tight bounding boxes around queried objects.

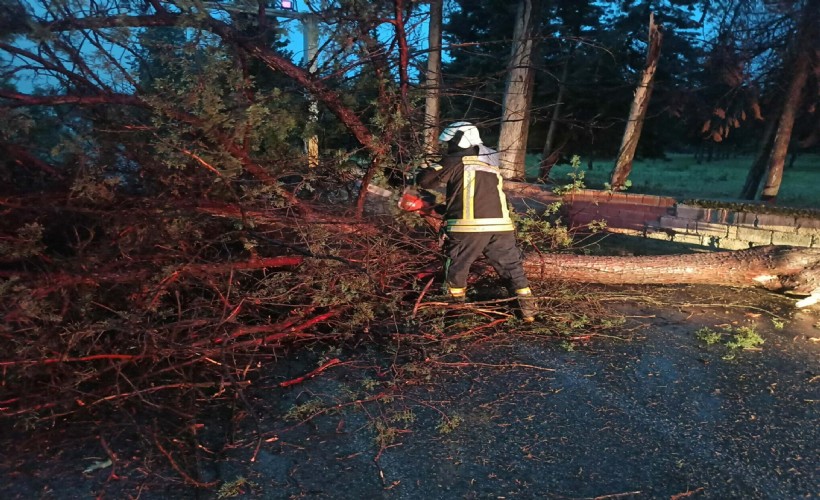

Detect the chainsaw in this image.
[397,187,426,212]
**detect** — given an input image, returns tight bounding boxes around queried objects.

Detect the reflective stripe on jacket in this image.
[417,147,514,233]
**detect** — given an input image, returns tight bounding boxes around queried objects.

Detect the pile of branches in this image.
[1,174,623,491]
[0,186,440,440]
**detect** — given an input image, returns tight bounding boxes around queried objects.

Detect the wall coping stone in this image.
[501,185,819,249]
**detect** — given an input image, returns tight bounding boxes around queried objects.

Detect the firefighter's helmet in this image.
[439,122,482,149]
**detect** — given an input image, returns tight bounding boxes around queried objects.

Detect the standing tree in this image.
[609,12,663,191]
[498,0,542,179]
[758,0,819,201]
[423,0,443,155]
[538,44,573,180]
[698,0,820,201]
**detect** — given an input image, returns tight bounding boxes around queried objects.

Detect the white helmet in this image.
[439,121,483,149]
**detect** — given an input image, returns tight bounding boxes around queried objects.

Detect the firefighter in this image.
[415,121,537,322]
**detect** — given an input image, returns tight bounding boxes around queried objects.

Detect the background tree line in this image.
[1,0,818,204]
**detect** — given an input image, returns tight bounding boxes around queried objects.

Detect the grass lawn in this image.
[529,153,820,209]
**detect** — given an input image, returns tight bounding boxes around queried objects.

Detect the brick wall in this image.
[503,182,820,249]
[562,189,676,234]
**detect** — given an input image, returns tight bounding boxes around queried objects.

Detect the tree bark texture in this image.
[498,0,541,180]
[740,111,778,199]
[522,245,820,306]
[303,14,320,169]
[392,0,412,112]
[609,13,662,190]
[423,0,443,155]
[759,22,816,200]
[759,52,810,201]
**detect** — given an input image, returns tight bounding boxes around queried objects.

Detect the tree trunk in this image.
[303,14,319,169]
[522,245,820,307]
[609,13,662,190]
[787,152,798,170]
[538,146,565,181]
[423,0,443,156]
[498,0,541,180]
[393,0,411,112]
[740,112,778,199]
[539,50,572,180]
[759,0,818,201]
[759,47,811,201]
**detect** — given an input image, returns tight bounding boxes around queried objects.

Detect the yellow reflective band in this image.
[446,225,515,233]
[447,217,513,225]
[515,287,532,296]
[498,175,510,220]
[448,287,466,296]
[446,218,514,232]
[463,168,476,220]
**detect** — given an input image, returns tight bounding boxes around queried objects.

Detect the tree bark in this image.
[759,47,811,201]
[498,0,541,180]
[522,245,820,306]
[537,145,565,181]
[609,13,662,190]
[423,0,443,156]
[392,0,411,113]
[740,112,778,199]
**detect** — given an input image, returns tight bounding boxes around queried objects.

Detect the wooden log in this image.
[522,245,820,307]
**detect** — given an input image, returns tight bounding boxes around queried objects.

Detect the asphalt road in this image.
[215,285,819,499]
[3,285,818,499]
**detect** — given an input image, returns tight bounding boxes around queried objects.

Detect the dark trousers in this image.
[444,231,529,291]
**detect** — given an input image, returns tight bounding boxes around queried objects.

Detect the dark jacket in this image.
[417,145,514,233]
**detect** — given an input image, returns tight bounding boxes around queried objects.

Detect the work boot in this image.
[447,286,467,304]
[515,287,537,322]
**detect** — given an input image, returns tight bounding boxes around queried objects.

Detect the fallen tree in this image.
[5,194,820,490]
[409,191,820,308]
[522,245,820,308]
